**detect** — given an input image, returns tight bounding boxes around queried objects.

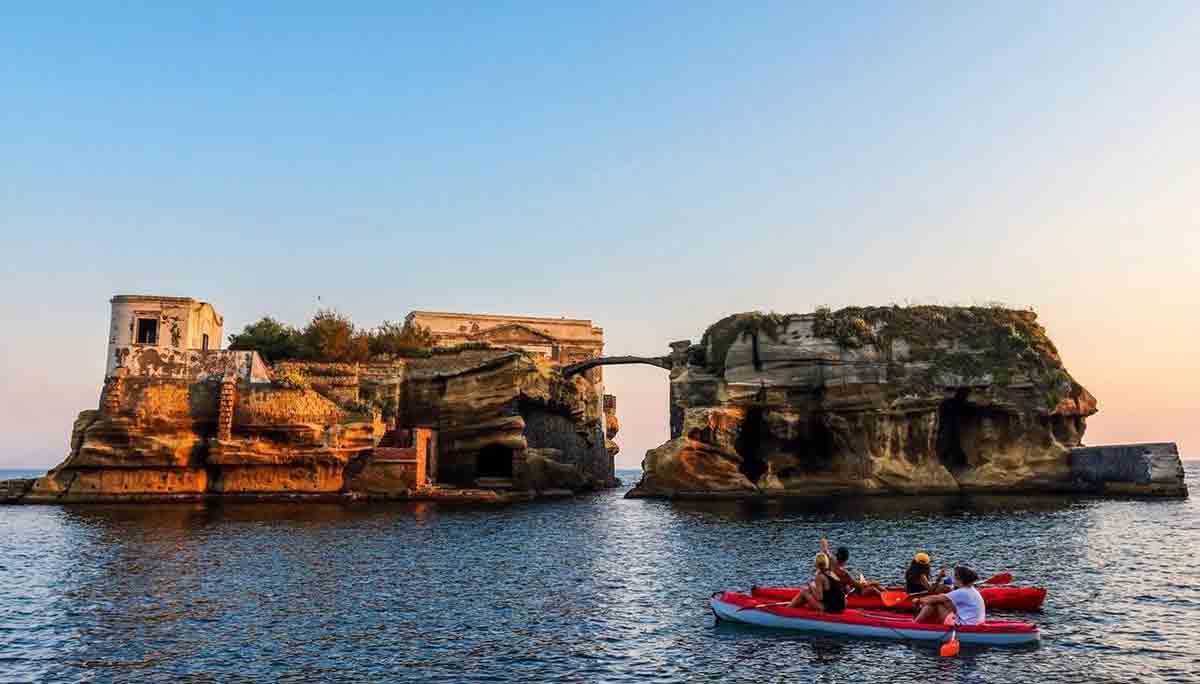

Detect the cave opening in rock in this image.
[936,390,972,471]
[772,414,837,478]
[476,444,514,479]
[735,407,770,483]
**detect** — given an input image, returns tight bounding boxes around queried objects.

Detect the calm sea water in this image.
[2,465,1198,683]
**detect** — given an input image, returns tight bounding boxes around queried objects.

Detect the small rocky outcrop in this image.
[630,306,1186,498]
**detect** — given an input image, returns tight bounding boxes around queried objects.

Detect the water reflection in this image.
[668,493,1093,521]
[0,467,1195,682]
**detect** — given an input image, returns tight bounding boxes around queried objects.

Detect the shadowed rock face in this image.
[631,306,1108,498]
[400,350,615,492]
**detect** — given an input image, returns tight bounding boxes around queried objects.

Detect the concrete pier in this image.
[1070,442,1187,497]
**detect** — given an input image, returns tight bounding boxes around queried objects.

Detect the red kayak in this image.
[750,585,1046,611]
[712,592,1040,646]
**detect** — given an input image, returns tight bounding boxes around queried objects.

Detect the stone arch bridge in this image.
[560,341,692,379]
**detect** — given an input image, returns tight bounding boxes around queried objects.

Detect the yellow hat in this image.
[914,552,931,564]
[815,552,830,570]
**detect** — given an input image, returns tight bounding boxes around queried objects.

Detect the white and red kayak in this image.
[711,591,1040,646]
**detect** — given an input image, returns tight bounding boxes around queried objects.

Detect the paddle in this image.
[880,572,1014,608]
[940,630,960,657]
[736,600,790,612]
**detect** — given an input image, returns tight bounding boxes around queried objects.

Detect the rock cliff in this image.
[630,306,1185,498]
[17,346,616,503]
[400,349,616,492]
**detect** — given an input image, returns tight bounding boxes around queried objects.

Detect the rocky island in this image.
[1,296,619,504]
[628,306,1187,499]
[0,299,1186,505]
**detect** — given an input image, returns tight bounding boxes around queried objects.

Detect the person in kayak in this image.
[905,552,950,595]
[822,537,883,597]
[786,552,847,614]
[913,565,986,625]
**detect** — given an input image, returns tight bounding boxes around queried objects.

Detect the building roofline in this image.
[407,310,601,328]
[111,295,204,305]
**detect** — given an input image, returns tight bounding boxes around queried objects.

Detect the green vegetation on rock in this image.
[699,305,1081,410]
[229,312,454,363]
[700,311,795,374]
[811,305,1073,407]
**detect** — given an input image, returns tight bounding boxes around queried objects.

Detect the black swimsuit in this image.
[820,571,847,613]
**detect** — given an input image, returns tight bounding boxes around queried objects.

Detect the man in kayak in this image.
[786,552,847,614]
[822,538,883,597]
[905,552,950,595]
[913,566,986,625]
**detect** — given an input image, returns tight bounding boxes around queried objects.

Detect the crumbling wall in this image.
[109,347,271,383]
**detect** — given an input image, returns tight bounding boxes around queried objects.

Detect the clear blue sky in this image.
[3,2,1198,468]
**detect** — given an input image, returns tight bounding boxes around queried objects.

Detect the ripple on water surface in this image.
[1,466,1199,683]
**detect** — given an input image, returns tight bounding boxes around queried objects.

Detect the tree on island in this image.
[228,311,437,363]
[227,316,301,363]
[296,309,370,362]
[368,319,436,357]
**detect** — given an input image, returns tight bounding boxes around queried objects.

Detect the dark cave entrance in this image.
[476,444,514,479]
[735,407,770,483]
[936,390,972,471]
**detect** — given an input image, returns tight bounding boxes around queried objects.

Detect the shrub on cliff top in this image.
[700,311,795,374]
[368,320,437,357]
[298,309,372,363]
[809,304,1073,407]
[228,317,301,363]
[273,367,311,390]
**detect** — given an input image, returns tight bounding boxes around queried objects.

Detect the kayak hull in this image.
[750,585,1047,611]
[711,592,1040,646]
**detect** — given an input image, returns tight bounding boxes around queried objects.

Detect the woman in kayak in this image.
[913,565,986,625]
[786,552,847,614]
[905,552,949,594]
[824,538,883,597]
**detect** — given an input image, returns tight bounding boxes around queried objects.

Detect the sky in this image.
[2,2,1198,469]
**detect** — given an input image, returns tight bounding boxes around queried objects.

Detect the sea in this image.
[1,465,1197,683]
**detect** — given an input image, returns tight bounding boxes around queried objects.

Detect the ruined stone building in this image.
[406,311,606,382]
[406,309,620,474]
[104,295,271,383]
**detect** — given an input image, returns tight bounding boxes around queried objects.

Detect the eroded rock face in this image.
[402,350,616,491]
[24,379,380,502]
[630,306,1108,498]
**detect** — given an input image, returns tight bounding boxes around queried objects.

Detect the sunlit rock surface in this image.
[17,347,616,503]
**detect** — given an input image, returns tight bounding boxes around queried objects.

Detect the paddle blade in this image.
[940,632,960,657]
[983,572,1013,586]
[737,601,786,612]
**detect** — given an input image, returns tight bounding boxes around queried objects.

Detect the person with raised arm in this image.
[786,552,846,614]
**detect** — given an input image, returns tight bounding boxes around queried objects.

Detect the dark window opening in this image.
[735,407,769,483]
[135,318,159,345]
[202,333,210,351]
[936,390,972,471]
[477,445,513,479]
